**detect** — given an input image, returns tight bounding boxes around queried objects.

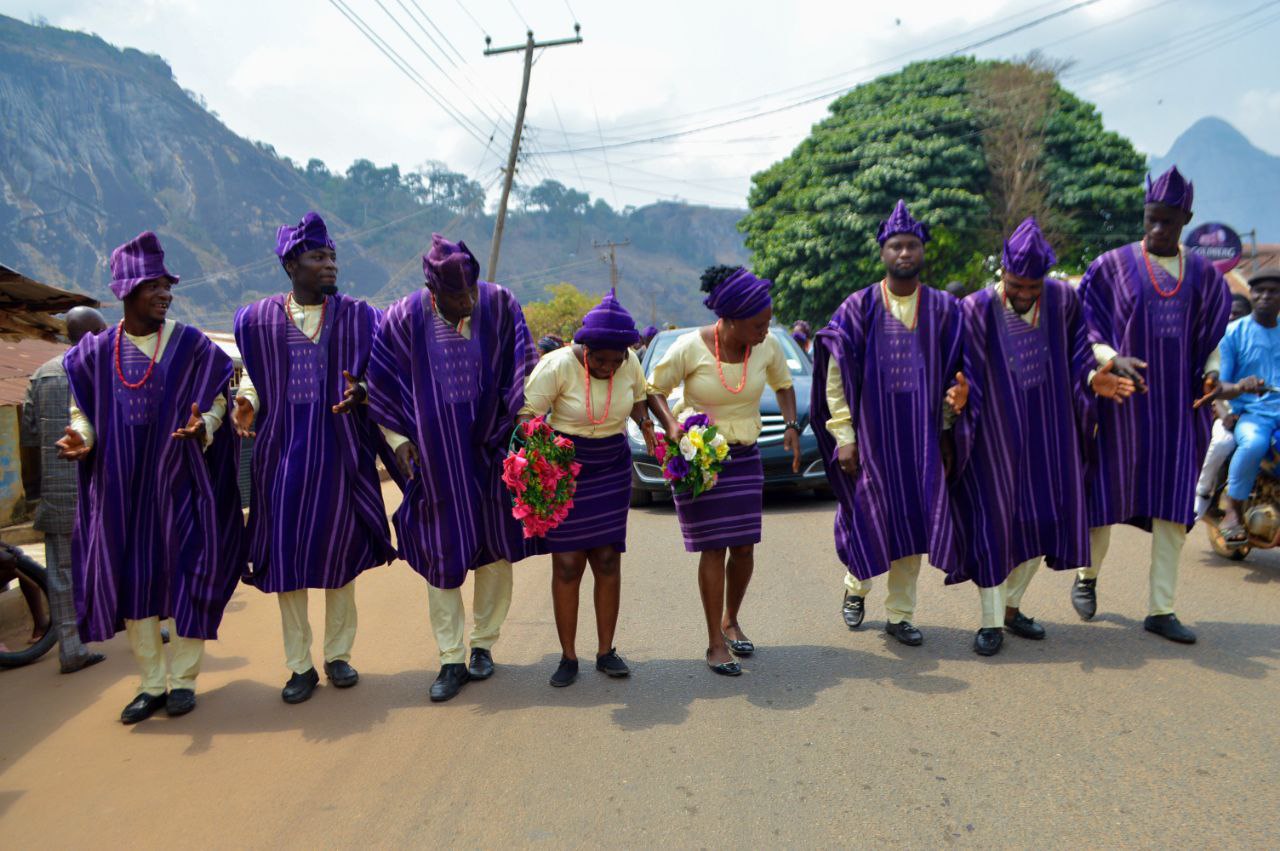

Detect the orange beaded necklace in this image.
[114,320,163,390]
[713,322,751,394]
[1142,242,1184,299]
[581,347,614,425]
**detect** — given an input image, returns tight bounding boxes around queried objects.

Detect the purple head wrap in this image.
[703,267,773,320]
[641,324,659,340]
[1145,165,1194,213]
[876,199,931,245]
[109,231,179,300]
[573,288,641,350]
[275,211,335,267]
[423,232,480,292]
[1002,217,1057,280]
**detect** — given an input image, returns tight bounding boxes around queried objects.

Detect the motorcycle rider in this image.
[1210,268,1280,543]
[1194,293,1253,519]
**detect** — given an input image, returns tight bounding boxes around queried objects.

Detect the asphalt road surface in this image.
[2,483,1278,846]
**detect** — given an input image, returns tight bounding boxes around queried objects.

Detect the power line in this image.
[506,0,530,30]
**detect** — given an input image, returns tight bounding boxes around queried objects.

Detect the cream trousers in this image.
[844,555,922,624]
[277,582,357,675]
[427,561,513,665]
[1077,522,1185,616]
[977,558,1041,628]
[125,617,204,696]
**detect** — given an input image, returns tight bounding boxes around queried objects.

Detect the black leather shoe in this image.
[282,668,320,704]
[842,593,866,630]
[1004,611,1046,640]
[120,691,167,725]
[324,659,359,688]
[706,651,742,676]
[550,656,579,687]
[595,648,630,677]
[973,627,1004,656]
[885,620,923,646]
[430,663,470,702]
[166,688,197,716]
[1071,577,1097,620]
[468,647,494,680]
[1144,613,1197,644]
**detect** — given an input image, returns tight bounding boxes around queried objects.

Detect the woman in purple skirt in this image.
[520,290,657,687]
[647,267,801,676]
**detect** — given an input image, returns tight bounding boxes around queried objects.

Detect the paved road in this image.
[2,483,1278,846]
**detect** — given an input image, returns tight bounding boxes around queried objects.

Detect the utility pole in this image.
[593,238,630,290]
[484,25,582,282]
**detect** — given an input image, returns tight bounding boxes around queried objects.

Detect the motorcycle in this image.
[1202,434,1280,561]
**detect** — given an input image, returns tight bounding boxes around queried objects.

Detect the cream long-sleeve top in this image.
[646,329,793,445]
[823,284,958,448]
[520,344,648,438]
[69,318,226,450]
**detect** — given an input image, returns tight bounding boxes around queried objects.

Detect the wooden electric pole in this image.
[593,238,630,290]
[484,25,583,282]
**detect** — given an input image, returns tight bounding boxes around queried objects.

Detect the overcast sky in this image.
[7,0,1279,210]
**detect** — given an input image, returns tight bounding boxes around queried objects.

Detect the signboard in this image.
[1184,222,1243,274]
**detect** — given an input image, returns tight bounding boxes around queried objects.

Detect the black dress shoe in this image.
[430,663,471,702]
[282,668,320,704]
[885,620,923,646]
[61,652,106,674]
[1144,613,1197,644]
[324,659,360,688]
[550,656,579,687]
[705,651,742,676]
[468,647,494,680]
[721,632,754,656]
[1071,577,1097,620]
[120,691,167,725]
[1004,611,1046,640]
[166,688,197,716]
[842,593,866,630]
[973,627,1004,656]
[595,648,630,677]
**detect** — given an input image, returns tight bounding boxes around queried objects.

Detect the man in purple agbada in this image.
[367,233,538,703]
[811,200,969,647]
[1071,165,1230,644]
[232,212,396,705]
[950,218,1134,657]
[58,231,243,724]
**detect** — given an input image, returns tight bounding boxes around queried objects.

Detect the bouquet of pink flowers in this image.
[502,416,581,538]
[655,411,729,499]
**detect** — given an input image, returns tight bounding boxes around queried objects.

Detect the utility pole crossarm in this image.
[593,239,630,291]
[484,25,583,283]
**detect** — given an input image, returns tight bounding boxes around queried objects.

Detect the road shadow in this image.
[1191,544,1280,585]
[127,669,434,755]
[0,789,23,819]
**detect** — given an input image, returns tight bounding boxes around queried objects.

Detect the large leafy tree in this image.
[740,56,1146,324]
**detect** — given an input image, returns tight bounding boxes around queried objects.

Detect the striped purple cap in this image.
[109,231,179,300]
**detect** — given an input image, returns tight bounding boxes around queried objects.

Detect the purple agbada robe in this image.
[366,284,538,589]
[811,284,963,580]
[64,323,243,642]
[950,280,1095,587]
[234,294,397,593]
[1081,243,1229,530]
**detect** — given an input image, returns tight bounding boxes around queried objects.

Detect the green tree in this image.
[740,56,1146,324]
[522,282,598,341]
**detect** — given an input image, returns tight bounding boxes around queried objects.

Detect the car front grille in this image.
[759,414,786,444]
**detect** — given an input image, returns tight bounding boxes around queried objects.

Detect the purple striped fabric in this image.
[811,284,963,580]
[367,284,539,589]
[535,433,631,553]
[1080,243,1230,530]
[234,294,396,593]
[672,443,763,552]
[949,280,1094,587]
[63,323,243,642]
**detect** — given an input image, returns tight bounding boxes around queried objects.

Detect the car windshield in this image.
[646,327,811,376]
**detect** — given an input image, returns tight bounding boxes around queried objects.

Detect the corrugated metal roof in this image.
[0,263,99,312]
[0,338,68,406]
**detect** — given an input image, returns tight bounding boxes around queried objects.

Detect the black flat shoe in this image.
[324,659,360,688]
[885,620,923,646]
[1071,577,1097,621]
[282,668,320,704]
[1144,613,1197,644]
[61,652,105,674]
[842,592,865,629]
[430,663,470,702]
[706,650,742,676]
[973,627,1004,656]
[721,631,754,657]
[468,647,495,680]
[550,656,579,687]
[595,648,630,677]
[120,691,167,725]
[1004,611,1046,640]
[166,688,197,716]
